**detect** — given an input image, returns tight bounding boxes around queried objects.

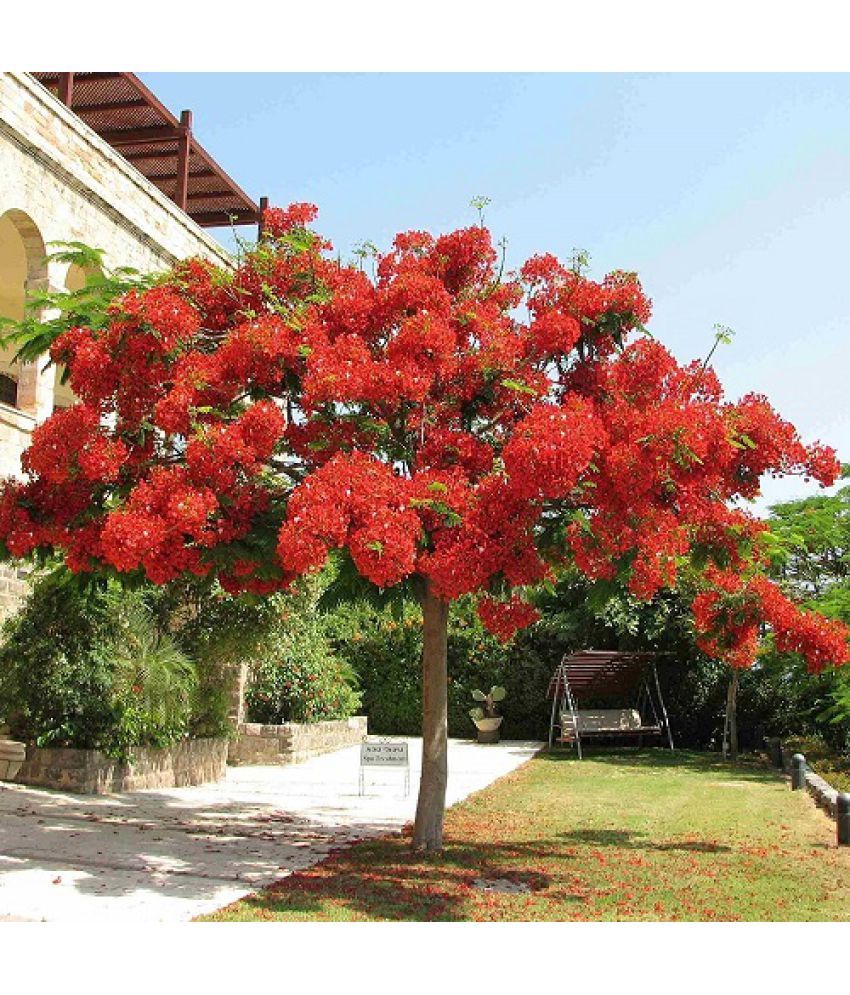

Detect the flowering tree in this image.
[1,203,847,850]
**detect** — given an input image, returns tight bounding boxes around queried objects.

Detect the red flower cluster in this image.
[417,429,493,479]
[186,401,286,489]
[100,467,219,583]
[693,569,849,672]
[277,452,422,588]
[115,286,200,352]
[263,202,319,236]
[23,405,127,484]
[477,595,541,643]
[502,399,603,500]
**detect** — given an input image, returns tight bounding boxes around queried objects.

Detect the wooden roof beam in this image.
[66,72,123,82]
[73,98,149,114]
[121,149,180,161]
[173,110,192,211]
[148,168,216,183]
[57,72,74,105]
[185,190,240,201]
[99,126,180,146]
[189,210,260,227]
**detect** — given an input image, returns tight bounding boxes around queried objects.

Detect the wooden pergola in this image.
[31,72,266,232]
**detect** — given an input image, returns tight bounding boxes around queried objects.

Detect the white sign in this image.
[359,740,410,796]
[360,741,409,767]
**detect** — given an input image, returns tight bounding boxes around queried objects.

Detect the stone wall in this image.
[228,716,368,766]
[15,737,228,794]
[0,563,29,620]
[0,71,231,481]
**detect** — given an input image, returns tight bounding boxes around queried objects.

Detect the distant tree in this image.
[767,476,850,597]
[762,478,850,741]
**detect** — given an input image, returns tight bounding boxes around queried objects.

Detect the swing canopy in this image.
[547,650,658,701]
[547,650,675,757]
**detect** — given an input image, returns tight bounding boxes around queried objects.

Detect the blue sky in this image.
[143,73,850,514]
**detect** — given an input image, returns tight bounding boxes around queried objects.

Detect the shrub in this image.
[0,570,197,758]
[326,596,561,739]
[245,612,361,724]
[0,570,117,749]
[159,577,287,738]
[781,734,850,792]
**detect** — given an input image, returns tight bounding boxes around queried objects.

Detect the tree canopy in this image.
[1,203,847,848]
[1,203,845,672]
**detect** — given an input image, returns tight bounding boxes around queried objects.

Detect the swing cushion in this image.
[561,709,643,733]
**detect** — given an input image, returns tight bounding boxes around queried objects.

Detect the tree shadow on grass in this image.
[538,747,782,784]
[215,834,580,921]
[211,817,745,922]
[559,828,732,853]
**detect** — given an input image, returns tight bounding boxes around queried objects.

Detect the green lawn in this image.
[201,749,850,922]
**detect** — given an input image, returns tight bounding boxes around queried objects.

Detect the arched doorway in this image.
[0,208,48,415]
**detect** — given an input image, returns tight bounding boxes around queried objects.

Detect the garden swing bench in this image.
[547,650,675,759]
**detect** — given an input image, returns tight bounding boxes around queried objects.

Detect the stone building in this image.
[0,70,262,614]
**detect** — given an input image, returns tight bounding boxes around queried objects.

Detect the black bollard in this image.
[791,753,807,790]
[837,793,850,846]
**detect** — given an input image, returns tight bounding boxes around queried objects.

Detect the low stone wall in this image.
[15,737,228,794]
[228,716,368,766]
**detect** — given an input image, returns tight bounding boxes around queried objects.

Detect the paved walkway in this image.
[0,738,539,922]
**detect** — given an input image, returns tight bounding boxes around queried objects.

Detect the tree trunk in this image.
[412,581,450,852]
[724,668,739,764]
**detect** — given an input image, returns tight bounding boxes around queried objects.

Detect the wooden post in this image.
[57,73,75,106]
[722,667,739,762]
[837,793,850,846]
[258,195,269,241]
[174,109,192,212]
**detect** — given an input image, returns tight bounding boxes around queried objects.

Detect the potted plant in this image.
[469,686,506,744]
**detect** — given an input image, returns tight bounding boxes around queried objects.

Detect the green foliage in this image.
[319,565,749,748]
[0,242,153,370]
[159,576,282,736]
[755,481,850,750]
[0,563,364,752]
[0,569,114,749]
[766,482,850,596]
[324,599,425,734]
[469,195,491,226]
[244,611,361,724]
[0,569,197,758]
[102,592,196,756]
[326,595,563,739]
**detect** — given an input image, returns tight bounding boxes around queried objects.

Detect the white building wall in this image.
[0,71,234,614]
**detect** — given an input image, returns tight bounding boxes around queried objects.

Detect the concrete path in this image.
[0,738,540,922]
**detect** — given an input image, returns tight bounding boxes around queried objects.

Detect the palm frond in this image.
[0,241,153,367]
